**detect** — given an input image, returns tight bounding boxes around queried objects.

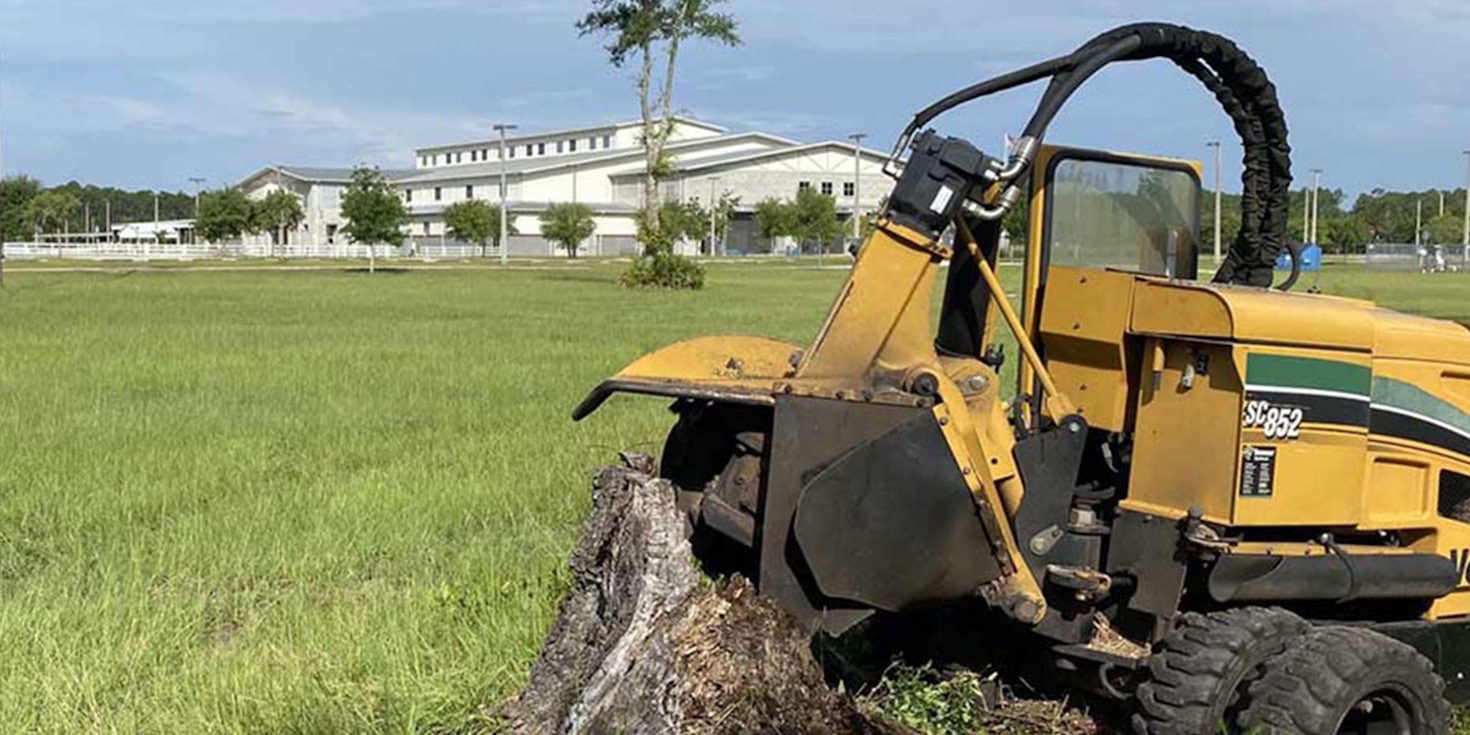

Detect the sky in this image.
[1,0,1468,200]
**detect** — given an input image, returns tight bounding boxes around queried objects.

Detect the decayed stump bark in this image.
[505,457,911,735]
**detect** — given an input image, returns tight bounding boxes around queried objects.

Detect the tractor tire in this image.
[1240,626,1448,735]
[1132,607,1310,735]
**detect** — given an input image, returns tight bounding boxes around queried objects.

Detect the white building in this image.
[235,166,416,248]
[238,117,894,256]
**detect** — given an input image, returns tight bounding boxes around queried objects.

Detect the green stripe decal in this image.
[1245,354,1371,396]
[1372,377,1470,436]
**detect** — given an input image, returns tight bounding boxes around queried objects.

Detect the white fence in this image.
[1,240,500,261]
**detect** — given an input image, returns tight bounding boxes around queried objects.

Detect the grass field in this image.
[0,261,1467,733]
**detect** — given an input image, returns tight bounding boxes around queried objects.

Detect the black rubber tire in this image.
[1132,607,1310,735]
[1241,626,1448,735]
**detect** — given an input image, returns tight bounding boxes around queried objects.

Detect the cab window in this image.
[1045,156,1200,279]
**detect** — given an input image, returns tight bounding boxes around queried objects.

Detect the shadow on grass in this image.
[342,267,413,275]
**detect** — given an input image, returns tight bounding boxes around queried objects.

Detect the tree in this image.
[578,0,739,255]
[23,190,81,237]
[789,188,843,254]
[709,191,739,255]
[540,202,597,258]
[340,166,409,273]
[444,199,517,256]
[755,197,795,253]
[251,190,305,253]
[1426,214,1462,246]
[0,176,42,242]
[195,189,256,243]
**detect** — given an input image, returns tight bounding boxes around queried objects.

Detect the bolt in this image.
[1013,597,1045,624]
[966,375,989,392]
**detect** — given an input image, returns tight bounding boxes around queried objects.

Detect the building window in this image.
[466,185,474,199]
[569,139,578,152]
[423,223,430,236]
[798,181,812,192]
[434,187,442,201]
[457,152,464,163]
[604,135,612,148]
[482,148,490,160]
[405,189,413,203]
[556,141,564,153]
[526,145,533,157]
[508,146,515,159]
[588,137,597,150]
[821,181,834,196]
[538,143,546,155]
[844,182,856,197]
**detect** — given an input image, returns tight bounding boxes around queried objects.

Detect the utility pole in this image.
[1309,168,1322,245]
[189,177,206,215]
[850,133,867,247]
[1206,141,1222,264]
[493,123,517,265]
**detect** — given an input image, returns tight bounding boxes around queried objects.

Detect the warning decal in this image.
[1240,446,1277,497]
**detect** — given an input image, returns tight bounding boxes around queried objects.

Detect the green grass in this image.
[0,262,1466,733]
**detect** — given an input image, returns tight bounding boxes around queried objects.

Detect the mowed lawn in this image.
[0,261,1466,734]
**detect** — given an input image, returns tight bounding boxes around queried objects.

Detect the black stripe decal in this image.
[1371,408,1470,458]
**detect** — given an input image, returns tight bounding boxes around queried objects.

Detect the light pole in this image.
[1206,141,1222,264]
[493,123,517,265]
[189,177,206,247]
[1309,168,1322,245]
[707,176,720,256]
[850,132,867,247]
[1305,181,1317,244]
[1461,150,1469,262]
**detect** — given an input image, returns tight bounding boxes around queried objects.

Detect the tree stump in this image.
[505,458,911,735]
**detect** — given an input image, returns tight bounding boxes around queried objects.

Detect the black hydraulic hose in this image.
[904,53,1078,143]
[1020,35,1143,140]
[906,23,1293,289]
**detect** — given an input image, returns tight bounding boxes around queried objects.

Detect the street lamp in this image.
[1206,141,1221,265]
[707,176,720,256]
[850,133,867,246]
[1308,168,1322,245]
[1461,150,1469,261]
[493,123,518,265]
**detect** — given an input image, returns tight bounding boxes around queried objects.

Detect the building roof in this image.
[395,132,797,186]
[238,165,418,188]
[667,141,892,175]
[414,116,728,154]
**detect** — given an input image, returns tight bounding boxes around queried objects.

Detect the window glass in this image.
[1440,471,1470,522]
[434,187,442,201]
[538,143,546,155]
[405,189,412,202]
[466,185,474,199]
[1046,157,1199,278]
[820,182,834,196]
[798,181,812,192]
[604,135,612,148]
[844,182,855,197]
[569,139,578,152]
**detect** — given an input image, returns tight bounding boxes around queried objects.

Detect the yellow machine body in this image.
[576,141,1470,638]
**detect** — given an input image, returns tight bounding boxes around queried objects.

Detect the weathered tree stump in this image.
[505,457,912,735]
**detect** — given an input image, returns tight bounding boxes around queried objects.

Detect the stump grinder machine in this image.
[575,23,1470,735]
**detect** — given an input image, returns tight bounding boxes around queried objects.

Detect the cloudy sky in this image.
[2,0,1467,198]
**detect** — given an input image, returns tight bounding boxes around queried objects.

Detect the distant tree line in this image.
[0,175,194,240]
[1203,187,1470,253]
